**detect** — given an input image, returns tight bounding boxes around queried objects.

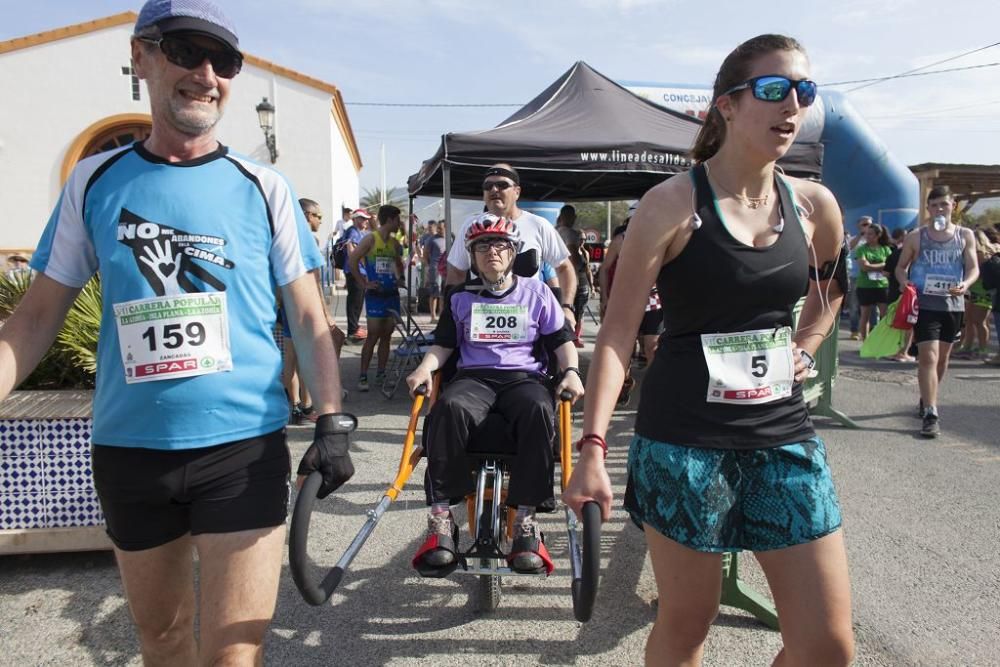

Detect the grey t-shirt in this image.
[423,235,446,269]
[909,227,966,312]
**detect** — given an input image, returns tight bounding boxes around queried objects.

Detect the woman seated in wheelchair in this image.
[406,213,585,575]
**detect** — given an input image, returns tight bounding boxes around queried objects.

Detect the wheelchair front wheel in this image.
[477,571,502,612]
[474,488,506,613]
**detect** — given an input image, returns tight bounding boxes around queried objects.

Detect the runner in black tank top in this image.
[636,163,814,449]
[564,35,854,665]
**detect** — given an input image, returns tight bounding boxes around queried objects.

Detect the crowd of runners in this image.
[1,1,998,665]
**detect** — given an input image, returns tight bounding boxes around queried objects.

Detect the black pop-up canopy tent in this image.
[406,61,823,203]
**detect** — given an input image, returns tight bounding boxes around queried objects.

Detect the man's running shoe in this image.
[920,413,940,438]
[357,375,369,392]
[507,514,554,575]
[288,406,304,426]
[984,354,1000,367]
[412,512,458,573]
[298,404,318,423]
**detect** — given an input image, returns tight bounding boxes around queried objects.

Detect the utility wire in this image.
[840,41,1000,92]
[864,97,1000,119]
[824,61,999,87]
[350,62,998,108]
[346,102,522,107]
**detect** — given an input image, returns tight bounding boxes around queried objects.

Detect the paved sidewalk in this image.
[1,304,998,665]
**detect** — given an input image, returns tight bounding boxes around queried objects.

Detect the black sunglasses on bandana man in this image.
[482,180,514,192]
[723,75,817,107]
[138,33,243,78]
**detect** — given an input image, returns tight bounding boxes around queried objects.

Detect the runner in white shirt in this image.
[446,163,578,328]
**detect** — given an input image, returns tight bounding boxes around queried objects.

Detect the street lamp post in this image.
[255,97,278,163]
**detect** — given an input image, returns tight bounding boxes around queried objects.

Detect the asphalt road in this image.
[1,311,998,666]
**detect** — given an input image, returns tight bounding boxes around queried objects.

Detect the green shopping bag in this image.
[860,300,905,358]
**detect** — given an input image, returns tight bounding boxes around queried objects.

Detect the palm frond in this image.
[0,272,100,388]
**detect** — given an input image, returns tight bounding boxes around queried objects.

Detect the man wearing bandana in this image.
[446,164,578,328]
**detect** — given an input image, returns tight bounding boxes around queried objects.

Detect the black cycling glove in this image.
[297,413,358,499]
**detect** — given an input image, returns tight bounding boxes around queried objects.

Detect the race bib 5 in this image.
[702,327,794,405]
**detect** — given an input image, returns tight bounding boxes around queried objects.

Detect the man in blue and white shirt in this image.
[0,1,354,663]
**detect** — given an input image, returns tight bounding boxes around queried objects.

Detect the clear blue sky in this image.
[3,0,999,215]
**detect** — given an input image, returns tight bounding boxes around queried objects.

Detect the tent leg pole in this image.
[443,165,453,251]
[407,195,416,332]
[606,201,611,242]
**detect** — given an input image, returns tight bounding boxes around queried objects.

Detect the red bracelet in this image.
[576,433,608,459]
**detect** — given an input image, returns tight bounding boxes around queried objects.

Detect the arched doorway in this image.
[60,113,152,183]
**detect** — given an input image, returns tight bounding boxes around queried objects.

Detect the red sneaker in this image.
[412,512,458,573]
[507,514,554,575]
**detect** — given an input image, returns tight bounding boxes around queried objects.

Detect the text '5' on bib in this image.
[701,327,794,405]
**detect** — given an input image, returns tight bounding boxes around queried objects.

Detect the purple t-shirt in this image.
[439,277,564,373]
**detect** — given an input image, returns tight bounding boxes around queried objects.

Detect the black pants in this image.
[573,284,590,325]
[345,276,364,336]
[424,372,555,507]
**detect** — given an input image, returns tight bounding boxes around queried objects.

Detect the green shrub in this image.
[0,272,101,389]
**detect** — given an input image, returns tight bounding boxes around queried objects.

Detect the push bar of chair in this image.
[289,388,427,605]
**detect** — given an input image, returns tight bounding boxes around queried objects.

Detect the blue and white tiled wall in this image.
[0,419,104,531]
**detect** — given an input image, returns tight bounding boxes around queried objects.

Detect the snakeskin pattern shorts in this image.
[624,435,842,552]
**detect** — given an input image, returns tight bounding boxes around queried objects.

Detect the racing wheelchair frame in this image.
[289,378,602,621]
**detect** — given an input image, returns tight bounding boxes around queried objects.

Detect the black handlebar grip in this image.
[571,500,602,622]
[289,471,345,605]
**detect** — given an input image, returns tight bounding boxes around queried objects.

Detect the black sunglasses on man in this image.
[138,33,243,78]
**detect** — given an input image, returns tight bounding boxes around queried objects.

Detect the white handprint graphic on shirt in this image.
[139,239,183,295]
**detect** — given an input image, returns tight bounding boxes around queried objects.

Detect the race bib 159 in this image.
[114,292,233,384]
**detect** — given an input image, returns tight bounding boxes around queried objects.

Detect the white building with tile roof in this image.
[0,11,362,254]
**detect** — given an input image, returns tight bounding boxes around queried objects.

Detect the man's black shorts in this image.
[639,309,665,337]
[914,309,964,345]
[92,429,290,551]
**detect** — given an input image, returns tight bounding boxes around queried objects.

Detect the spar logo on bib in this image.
[136,358,199,378]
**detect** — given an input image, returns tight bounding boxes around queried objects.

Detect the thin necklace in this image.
[705,162,771,210]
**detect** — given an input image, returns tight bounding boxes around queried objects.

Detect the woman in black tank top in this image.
[565,35,854,665]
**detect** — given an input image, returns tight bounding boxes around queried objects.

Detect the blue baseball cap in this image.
[134,0,240,54]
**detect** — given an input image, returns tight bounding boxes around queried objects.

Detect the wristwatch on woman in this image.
[799,350,816,372]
